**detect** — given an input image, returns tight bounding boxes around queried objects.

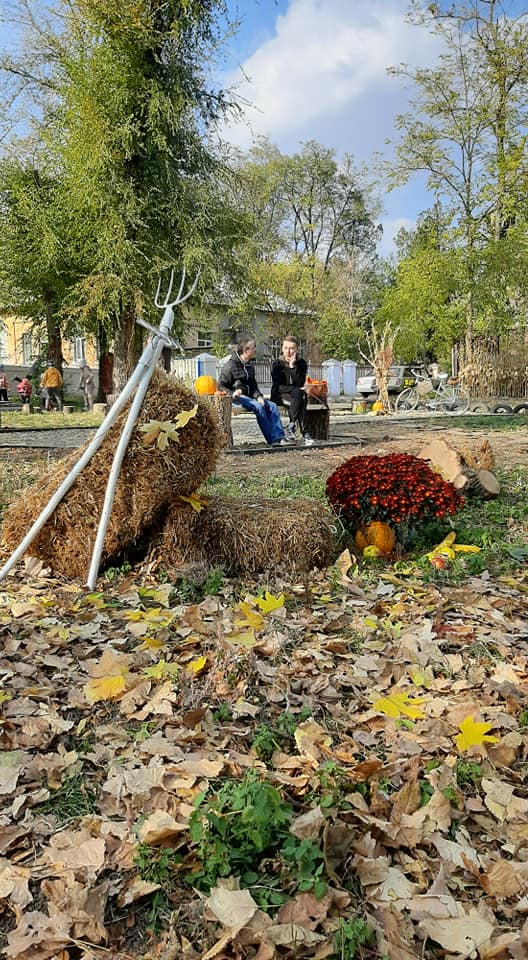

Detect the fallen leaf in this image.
[455,716,499,752]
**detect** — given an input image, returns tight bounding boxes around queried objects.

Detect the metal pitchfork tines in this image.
[0,267,200,590]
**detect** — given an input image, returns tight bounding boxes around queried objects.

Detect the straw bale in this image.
[150,494,336,574]
[2,371,224,579]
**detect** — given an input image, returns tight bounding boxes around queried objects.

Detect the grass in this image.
[1,409,104,429]
[1,436,527,579]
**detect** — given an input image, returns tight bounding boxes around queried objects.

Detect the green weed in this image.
[38,773,96,825]
[188,772,292,891]
[455,759,482,788]
[332,916,374,959]
[134,843,183,890]
[280,836,327,899]
[251,711,308,762]
[104,561,132,581]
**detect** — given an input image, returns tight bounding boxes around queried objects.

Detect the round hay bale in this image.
[150,494,336,575]
[2,371,224,579]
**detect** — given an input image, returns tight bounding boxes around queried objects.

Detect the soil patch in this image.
[216,421,528,480]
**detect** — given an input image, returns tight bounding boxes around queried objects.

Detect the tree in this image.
[379,212,460,364]
[0,0,244,386]
[390,1,528,354]
[233,138,382,355]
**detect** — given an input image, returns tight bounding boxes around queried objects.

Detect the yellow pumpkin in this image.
[194,375,217,395]
[354,521,395,555]
[372,400,385,413]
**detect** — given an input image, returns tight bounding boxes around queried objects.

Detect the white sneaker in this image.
[303,433,314,446]
[271,438,289,446]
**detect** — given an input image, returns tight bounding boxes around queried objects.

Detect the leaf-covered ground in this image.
[0,546,527,958]
[1,444,528,960]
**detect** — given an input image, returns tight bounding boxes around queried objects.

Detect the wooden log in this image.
[202,394,233,447]
[418,438,463,481]
[463,468,500,500]
[419,437,500,500]
[305,404,330,440]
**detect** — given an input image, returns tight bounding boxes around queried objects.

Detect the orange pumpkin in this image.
[194,375,217,395]
[372,400,385,413]
[354,521,395,555]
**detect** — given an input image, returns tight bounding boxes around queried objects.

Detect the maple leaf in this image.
[125,607,173,626]
[137,636,165,651]
[179,493,208,513]
[143,659,180,681]
[234,601,264,630]
[225,628,258,647]
[139,421,162,445]
[373,692,426,721]
[455,716,499,752]
[188,656,207,675]
[174,404,198,429]
[253,591,285,613]
[84,675,128,703]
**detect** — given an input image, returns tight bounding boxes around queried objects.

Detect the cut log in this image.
[417,438,463,482]
[463,468,500,500]
[419,438,500,500]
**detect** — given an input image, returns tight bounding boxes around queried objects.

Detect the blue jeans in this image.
[234,396,285,444]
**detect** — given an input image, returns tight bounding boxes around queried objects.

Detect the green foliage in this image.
[38,773,96,825]
[134,843,183,891]
[104,561,132,581]
[455,760,482,788]
[0,0,246,377]
[332,916,373,959]
[280,836,327,899]
[251,711,308,762]
[188,773,292,891]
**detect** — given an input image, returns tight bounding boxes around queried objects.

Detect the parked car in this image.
[356,365,416,397]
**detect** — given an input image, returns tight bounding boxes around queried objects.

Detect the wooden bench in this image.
[279,396,330,441]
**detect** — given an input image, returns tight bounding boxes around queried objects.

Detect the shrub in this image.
[326,453,463,530]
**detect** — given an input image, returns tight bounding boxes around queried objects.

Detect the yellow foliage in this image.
[374,692,426,721]
[84,675,128,703]
[455,716,498,752]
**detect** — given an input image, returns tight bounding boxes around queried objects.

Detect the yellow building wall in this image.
[1,315,97,367]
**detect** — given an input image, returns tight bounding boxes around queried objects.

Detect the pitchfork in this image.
[0,268,199,590]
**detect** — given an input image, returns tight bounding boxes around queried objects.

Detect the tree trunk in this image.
[112,308,143,391]
[44,297,63,372]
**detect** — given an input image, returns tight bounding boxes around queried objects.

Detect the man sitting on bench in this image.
[218,336,289,446]
[271,335,314,446]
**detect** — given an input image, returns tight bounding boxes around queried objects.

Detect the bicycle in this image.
[395,368,470,415]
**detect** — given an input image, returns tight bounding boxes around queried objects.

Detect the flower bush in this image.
[326,453,463,529]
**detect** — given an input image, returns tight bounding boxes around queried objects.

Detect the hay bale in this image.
[2,371,224,579]
[150,494,336,575]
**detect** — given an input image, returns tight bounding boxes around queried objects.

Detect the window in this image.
[197,330,213,348]
[269,338,281,358]
[0,330,7,362]
[21,332,33,365]
[71,337,86,364]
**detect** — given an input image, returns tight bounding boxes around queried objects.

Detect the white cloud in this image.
[378,216,416,257]
[221,0,443,155]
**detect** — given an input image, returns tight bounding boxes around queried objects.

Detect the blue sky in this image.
[218,0,449,256]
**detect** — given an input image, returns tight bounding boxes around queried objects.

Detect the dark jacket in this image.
[270,357,308,404]
[218,352,262,399]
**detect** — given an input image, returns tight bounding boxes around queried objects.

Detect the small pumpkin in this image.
[372,400,385,413]
[354,521,395,555]
[194,375,217,395]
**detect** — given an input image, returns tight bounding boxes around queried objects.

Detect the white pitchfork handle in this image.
[0,268,199,588]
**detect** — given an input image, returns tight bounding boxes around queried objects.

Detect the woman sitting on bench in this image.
[271,335,314,446]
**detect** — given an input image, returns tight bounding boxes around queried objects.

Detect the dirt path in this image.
[217,420,528,479]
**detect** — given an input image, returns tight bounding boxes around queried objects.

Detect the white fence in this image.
[170,355,370,396]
